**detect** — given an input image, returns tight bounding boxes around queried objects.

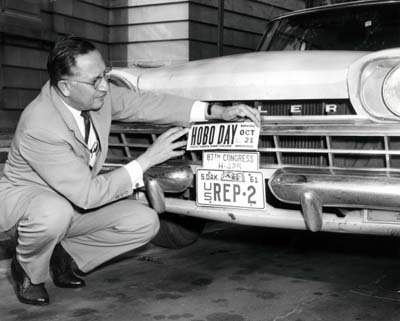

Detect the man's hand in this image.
[136,127,189,172]
[206,103,261,127]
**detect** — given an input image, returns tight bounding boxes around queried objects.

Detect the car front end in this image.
[107,0,400,237]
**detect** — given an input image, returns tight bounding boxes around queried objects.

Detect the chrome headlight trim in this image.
[347,48,400,122]
[382,64,400,117]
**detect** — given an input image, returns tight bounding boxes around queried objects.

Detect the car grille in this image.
[257,134,400,169]
[107,119,400,172]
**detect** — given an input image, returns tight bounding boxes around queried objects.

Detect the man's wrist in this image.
[206,103,223,120]
[136,154,151,173]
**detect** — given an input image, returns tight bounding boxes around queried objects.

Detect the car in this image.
[106,0,400,248]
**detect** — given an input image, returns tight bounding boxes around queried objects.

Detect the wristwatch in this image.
[207,103,213,116]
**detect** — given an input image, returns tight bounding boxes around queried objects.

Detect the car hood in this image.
[134,51,368,101]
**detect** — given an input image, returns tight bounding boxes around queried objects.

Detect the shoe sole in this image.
[18,296,49,306]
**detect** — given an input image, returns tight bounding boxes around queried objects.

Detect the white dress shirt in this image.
[64,104,99,168]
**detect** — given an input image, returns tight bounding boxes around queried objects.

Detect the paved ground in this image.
[1,223,400,321]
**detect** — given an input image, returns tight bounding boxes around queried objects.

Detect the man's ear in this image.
[57,80,71,97]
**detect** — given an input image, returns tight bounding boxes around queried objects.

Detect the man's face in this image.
[62,50,109,111]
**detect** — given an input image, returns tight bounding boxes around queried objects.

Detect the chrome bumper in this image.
[163,198,400,237]
[144,160,193,213]
[269,168,400,231]
[142,162,400,235]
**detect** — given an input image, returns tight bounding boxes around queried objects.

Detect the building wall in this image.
[109,0,305,66]
[0,0,304,128]
[109,0,192,67]
[0,0,110,128]
[188,0,304,60]
[0,0,46,128]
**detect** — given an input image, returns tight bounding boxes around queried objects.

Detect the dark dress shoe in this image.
[11,256,49,305]
[50,243,86,288]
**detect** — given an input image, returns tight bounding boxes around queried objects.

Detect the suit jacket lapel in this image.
[48,83,109,174]
[89,111,104,152]
[50,88,87,147]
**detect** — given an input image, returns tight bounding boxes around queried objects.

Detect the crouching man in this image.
[0,36,260,305]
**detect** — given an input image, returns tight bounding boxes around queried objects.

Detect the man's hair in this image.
[47,35,97,87]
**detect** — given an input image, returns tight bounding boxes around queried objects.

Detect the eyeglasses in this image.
[63,66,112,90]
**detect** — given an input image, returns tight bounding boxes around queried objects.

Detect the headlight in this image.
[348,49,400,121]
[382,64,400,116]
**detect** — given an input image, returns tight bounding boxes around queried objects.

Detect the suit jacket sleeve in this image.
[109,85,196,127]
[19,127,133,210]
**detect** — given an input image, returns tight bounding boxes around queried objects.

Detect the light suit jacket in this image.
[0,81,195,232]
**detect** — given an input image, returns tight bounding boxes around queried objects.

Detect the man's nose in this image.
[97,77,109,92]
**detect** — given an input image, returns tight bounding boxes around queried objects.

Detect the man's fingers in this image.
[170,149,186,158]
[159,127,183,139]
[171,140,187,150]
[237,105,261,127]
[246,105,261,120]
[169,127,189,141]
[160,127,189,142]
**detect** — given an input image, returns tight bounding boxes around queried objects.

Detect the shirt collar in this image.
[58,98,89,143]
[60,98,84,122]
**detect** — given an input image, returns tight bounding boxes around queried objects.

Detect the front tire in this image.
[151,213,206,249]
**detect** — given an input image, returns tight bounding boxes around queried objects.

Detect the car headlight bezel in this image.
[347,48,400,122]
[382,64,400,117]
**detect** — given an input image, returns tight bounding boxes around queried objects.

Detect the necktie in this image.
[80,111,90,144]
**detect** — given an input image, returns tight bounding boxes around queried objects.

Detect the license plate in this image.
[203,151,259,171]
[196,169,265,209]
[187,122,259,150]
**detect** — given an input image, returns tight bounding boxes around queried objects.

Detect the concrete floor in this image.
[1,223,400,321]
